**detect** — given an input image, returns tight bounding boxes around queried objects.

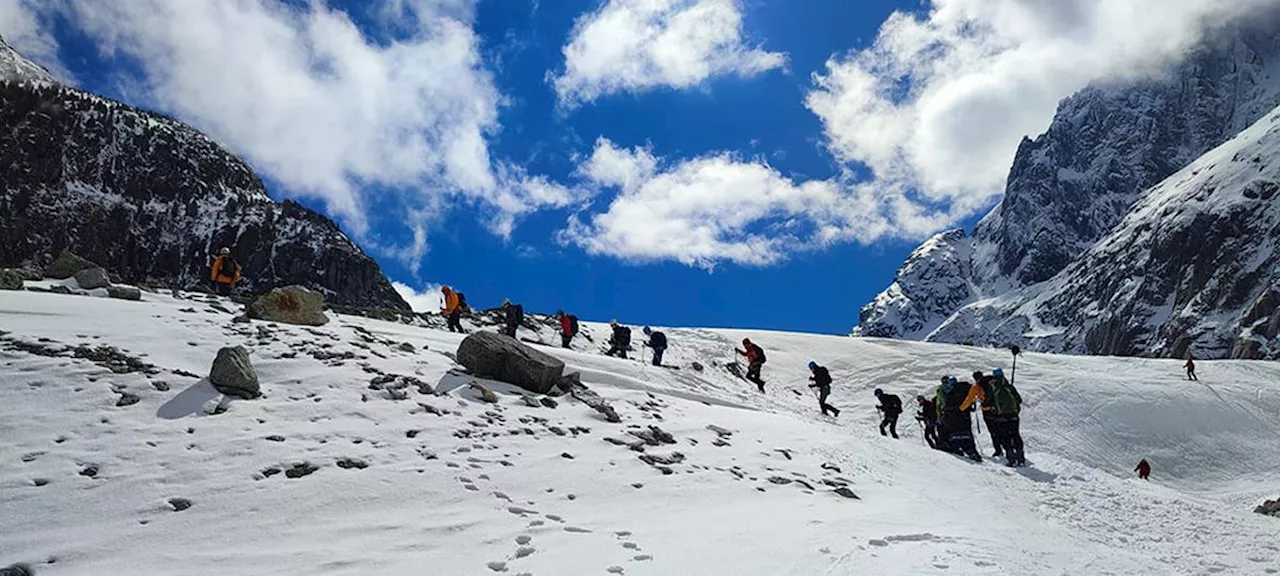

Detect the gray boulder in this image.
[106,285,142,301]
[209,346,260,399]
[456,331,565,395]
[45,251,99,279]
[0,269,23,290]
[247,285,329,326]
[1256,498,1280,517]
[74,267,111,290]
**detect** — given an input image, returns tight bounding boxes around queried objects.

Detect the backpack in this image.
[616,326,631,346]
[219,255,237,278]
[812,366,832,387]
[990,376,1021,416]
[944,381,970,412]
[456,292,470,312]
[883,394,902,415]
[568,315,579,335]
[753,344,766,364]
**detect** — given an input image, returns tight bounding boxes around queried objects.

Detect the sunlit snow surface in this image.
[2,289,1279,575]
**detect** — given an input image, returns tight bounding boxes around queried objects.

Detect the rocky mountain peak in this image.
[0,34,57,85]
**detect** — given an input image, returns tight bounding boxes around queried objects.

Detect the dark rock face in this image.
[44,251,98,279]
[0,269,22,290]
[0,42,407,311]
[457,331,565,395]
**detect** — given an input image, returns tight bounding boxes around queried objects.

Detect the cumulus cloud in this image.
[552,0,786,107]
[392,281,443,313]
[561,138,846,267]
[806,0,1277,218]
[27,0,581,271]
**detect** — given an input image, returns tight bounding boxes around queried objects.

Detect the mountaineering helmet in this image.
[503,298,511,306]
[742,338,751,345]
[808,361,818,371]
[643,326,652,335]
[947,376,958,387]
[972,370,984,380]
[874,388,883,395]
[940,376,949,385]
[219,247,230,255]
[442,285,452,293]
[993,368,1004,378]
[610,319,618,327]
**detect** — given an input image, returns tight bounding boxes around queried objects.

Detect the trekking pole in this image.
[1009,344,1021,387]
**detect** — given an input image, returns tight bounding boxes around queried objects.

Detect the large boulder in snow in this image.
[247,285,328,326]
[0,269,23,290]
[209,346,260,399]
[456,331,565,395]
[73,267,111,289]
[1256,498,1280,517]
[44,251,99,280]
[106,285,142,301]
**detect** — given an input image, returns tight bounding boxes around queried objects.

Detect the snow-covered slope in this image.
[0,36,407,310]
[931,103,1280,360]
[0,35,54,84]
[3,288,1279,575]
[857,14,1280,349]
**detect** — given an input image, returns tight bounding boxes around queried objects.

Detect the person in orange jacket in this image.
[209,247,241,296]
[964,371,1003,457]
[1135,459,1151,480]
[440,286,464,333]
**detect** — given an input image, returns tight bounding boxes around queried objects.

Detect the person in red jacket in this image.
[735,338,767,393]
[1135,459,1151,480]
[1184,357,1198,381]
[555,310,579,348]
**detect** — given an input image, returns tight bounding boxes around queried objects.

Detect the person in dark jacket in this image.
[1184,357,1198,381]
[501,299,524,338]
[606,320,631,359]
[874,388,902,438]
[1135,459,1151,480]
[807,361,841,417]
[981,368,1025,467]
[736,338,767,392]
[916,395,939,449]
[643,327,667,366]
[209,247,241,296]
[935,376,981,461]
[556,310,578,348]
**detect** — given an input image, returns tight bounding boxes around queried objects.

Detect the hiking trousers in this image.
[815,385,839,417]
[983,411,1003,455]
[879,412,899,438]
[561,334,573,348]
[995,415,1024,464]
[446,309,464,333]
[651,348,665,366]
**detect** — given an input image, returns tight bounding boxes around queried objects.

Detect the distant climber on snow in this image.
[440,286,465,333]
[807,361,841,418]
[874,388,902,438]
[936,375,981,461]
[209,247,241,296]
[555,310,579,349]
[606,320,631,359]
[963,370,1002,458]
[915,395,938,449]
[1135,459,1151,480]
[501,299,524,338]
[643,327,668,366]
[1184,356,1198,381]
[736,338,767,393]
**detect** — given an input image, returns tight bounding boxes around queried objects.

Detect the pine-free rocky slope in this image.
[0,35,407,310]
[856,14,1280,359]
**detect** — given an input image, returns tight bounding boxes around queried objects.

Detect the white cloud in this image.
[806,0,1277,220]
[561,138,847,267]
[552,0,786,107]
[392,281,443,313]
[28,0,579,271]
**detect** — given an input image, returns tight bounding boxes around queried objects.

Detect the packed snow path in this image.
[2,290,1279,575]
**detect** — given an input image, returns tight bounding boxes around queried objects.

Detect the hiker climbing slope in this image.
[936,376,981,461]
[501,299,524,338]
[964,371,1003,458]
[441,286,465,333]
[209,247,241,296]
[643,327,667,366]
[915,395,938,449]
[807,362,841,417]
[555,310,579,349]
[1184,357,1198,381]
[736,338,767,393]
[606,320,631,359]
[984,368,1025,467]
[875,388,902,438]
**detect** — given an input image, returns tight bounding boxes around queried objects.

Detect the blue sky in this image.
[4,0,1241,333]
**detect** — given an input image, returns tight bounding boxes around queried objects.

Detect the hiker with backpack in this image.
[964,370,1004,458]
[1184,356,1198,381]
[982,368,1024,466]
[807,362,841,417]
[915,395,938,449]
[556,310,579,348]
[1134,459,1151,480]
[935,375,982,461]
[441,286,465,333]
[209,247,241,296]
[501,299,524,338]
[736,338,767,392]
[643,327,668,366]
[606,320,632,359]
[874,388,902,438]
